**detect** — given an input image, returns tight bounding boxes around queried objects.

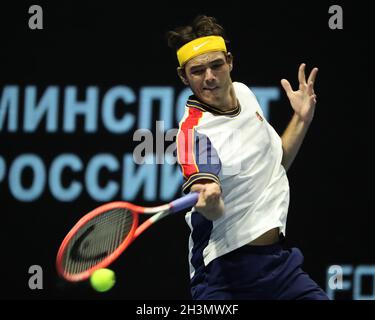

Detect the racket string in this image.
[63,208,134,276]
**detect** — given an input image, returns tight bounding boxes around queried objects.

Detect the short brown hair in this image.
[166,15,229,51]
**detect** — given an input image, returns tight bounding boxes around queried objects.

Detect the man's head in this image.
[166,15,234,108]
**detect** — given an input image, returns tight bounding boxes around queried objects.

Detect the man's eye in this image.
[192,69,204,75]
[211,63,224,69]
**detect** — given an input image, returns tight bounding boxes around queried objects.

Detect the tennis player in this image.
[167,15,329,300]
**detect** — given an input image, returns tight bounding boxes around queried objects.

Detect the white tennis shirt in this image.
[177,82,290,278]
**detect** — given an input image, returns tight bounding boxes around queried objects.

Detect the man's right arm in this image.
[190,181,224,221]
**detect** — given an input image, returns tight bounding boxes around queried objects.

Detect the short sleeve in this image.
[177,108,222,194]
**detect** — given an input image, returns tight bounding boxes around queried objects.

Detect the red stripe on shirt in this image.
[177,108,203,179]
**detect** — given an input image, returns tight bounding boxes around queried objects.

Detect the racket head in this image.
[56,202,143,282]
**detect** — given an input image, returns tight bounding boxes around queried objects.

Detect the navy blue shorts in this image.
[191,242,329,300]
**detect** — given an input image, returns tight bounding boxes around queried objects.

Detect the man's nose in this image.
[204,68,215,82]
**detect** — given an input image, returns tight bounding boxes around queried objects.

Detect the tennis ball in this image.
[90,268,116,292]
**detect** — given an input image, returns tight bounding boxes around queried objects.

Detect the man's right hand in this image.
[190,182,224,221]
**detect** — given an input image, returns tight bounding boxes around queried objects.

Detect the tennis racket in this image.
[56,192,199,282]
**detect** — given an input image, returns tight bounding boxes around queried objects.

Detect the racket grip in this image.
[170,192,199,213]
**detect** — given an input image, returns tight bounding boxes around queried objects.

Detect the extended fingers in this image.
[307,67,319,84]
[307,67,318,95]
[281,79,293,96]
[307,81,314,95]
[298,63,307,86]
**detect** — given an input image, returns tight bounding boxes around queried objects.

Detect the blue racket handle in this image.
[170,192,199,214]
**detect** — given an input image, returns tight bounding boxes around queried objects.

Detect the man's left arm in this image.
[280,63,318,171]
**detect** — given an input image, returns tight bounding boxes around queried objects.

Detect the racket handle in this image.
[170,192,199,213]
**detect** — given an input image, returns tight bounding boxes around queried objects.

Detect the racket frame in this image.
[56,192,198,282]
[56,201,170,282]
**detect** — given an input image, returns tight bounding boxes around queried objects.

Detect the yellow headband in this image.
[177,36,227,67]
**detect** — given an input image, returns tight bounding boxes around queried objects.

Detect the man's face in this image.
[182,51,233,107]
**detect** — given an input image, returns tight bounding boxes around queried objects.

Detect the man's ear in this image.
[177,67,189,85]
[226,52,233,72]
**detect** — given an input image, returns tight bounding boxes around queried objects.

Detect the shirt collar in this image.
[186,95,241,117]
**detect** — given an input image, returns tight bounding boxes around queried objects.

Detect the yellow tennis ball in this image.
[90,268,116,292]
